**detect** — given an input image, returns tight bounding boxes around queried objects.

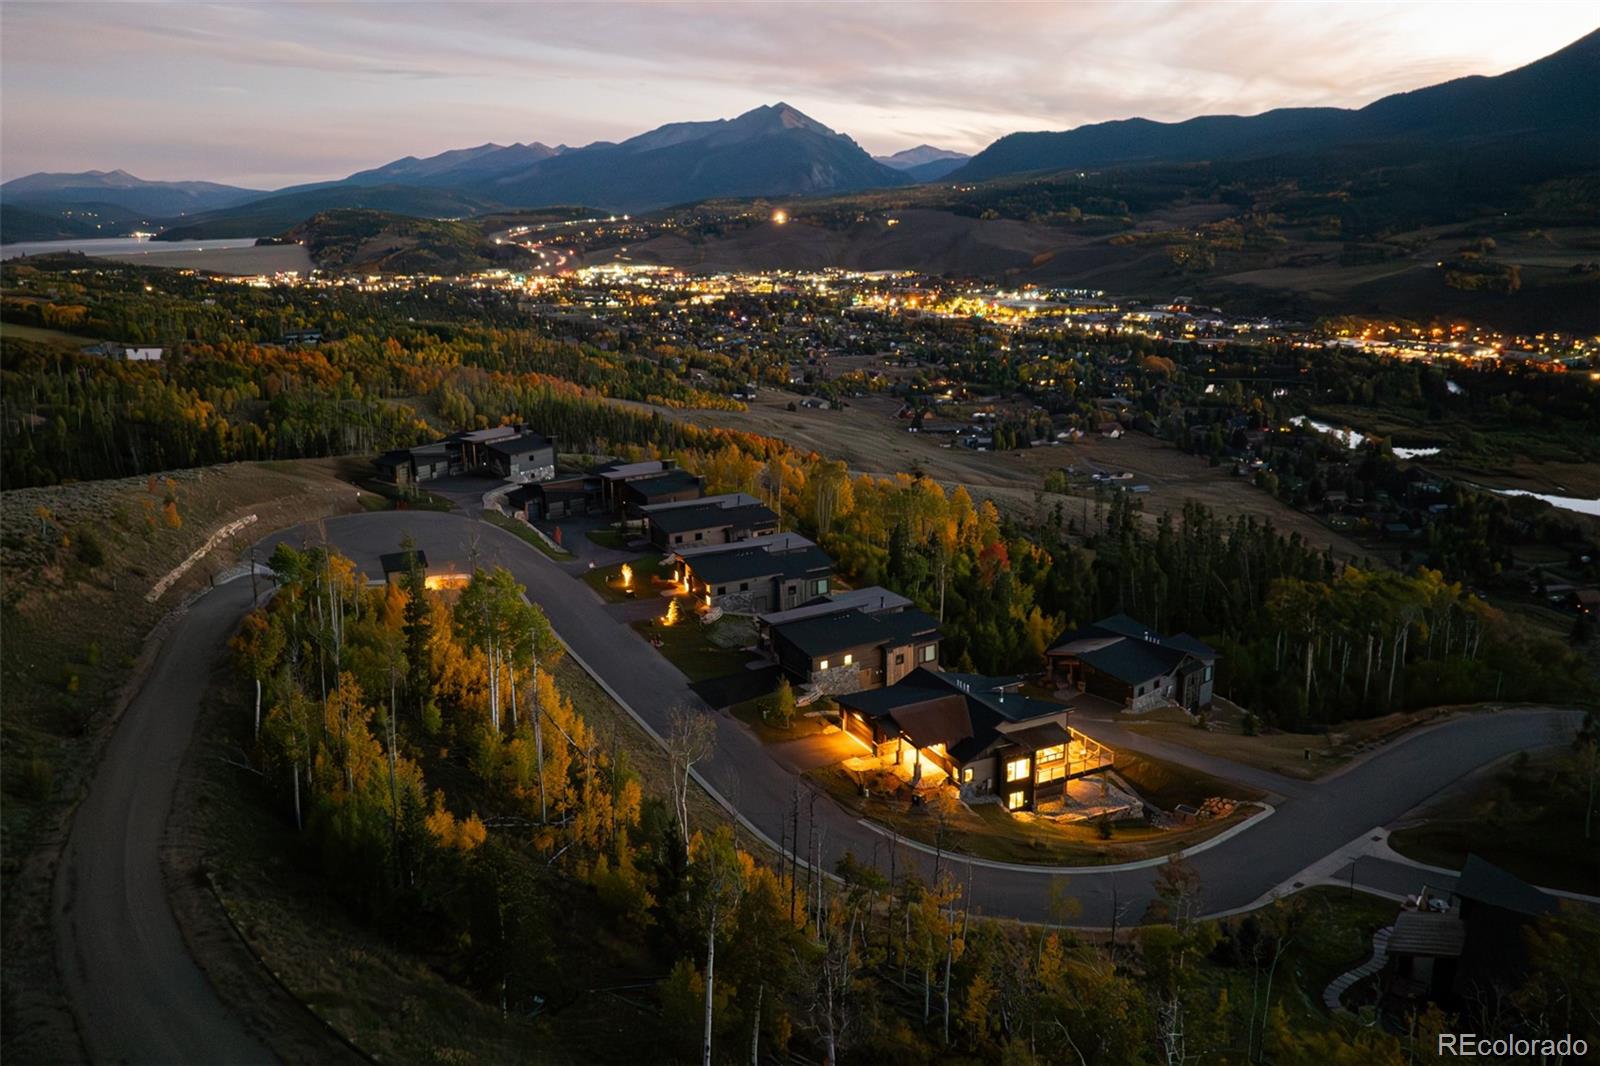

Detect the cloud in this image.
[2,1,1593,183]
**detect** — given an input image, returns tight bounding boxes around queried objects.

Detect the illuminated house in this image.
[835,669,1112,810]
[642,493,779,550]
[670,534,832,615]
[761,586,941,695]
[1045,614,1217,713]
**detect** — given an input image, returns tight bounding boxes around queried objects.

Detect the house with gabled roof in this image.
[760,586,941,695]
[836,669,1112,811]
[669,534,832,615]
[1045,613,1218,712]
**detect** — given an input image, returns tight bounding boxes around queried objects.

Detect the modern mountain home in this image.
[642,493,779,549]
[835,669,1112,811]
[1045,614,1218,713]
[374,424,555,487]
[761,586,941,695]
[670,533,832,615]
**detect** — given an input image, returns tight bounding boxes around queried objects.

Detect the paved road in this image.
[261,510,1584,925]
[54,578,276,1065]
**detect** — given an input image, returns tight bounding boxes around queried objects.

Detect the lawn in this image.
[355,477,453,512]
[584,527,629,550]
[1114,751,1266,809]
[806,764,1258,867]
[481,510,573,560]
[629,615,754,682]
[728,692,836,744]
[1388,750,1599,895]
[583,555,665,602]
[1117,705,1460,782]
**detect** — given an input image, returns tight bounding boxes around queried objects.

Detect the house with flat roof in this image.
[672,536,833,615]
[373,424,555,487]
[1045,614,1218,712]
[835,669,1111,810]
[508,475,603,521]
[760,586,940,695]
[595,458,682,510]
[643,493,779,549]
[619,468,704,513]
[480,431,556,483]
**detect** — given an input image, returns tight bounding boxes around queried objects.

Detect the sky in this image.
[2,2,1595,188]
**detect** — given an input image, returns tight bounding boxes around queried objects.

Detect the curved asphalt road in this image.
[54,577,275,1065]
[260,511,1583,925]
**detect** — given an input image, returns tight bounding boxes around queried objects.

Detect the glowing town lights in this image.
[661,598,680,627]
[620,562,633,588]
[771,210,789,225]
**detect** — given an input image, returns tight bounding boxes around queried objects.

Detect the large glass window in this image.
[920,644,937,663]
[1007,790,1026,810]
[1035,744,1065,764]
[1005,757,1030,783]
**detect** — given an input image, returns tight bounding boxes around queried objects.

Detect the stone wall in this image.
[811,662,863,696]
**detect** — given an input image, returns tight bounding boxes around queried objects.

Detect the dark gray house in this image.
[761,586,941,695]
[643,494,779,550]
[675,537,833,615]
[1044,614,1218,712]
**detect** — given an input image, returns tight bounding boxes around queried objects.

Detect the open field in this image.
[671,392,1372,558]
[1388,749,1599,895]
[99,243,314,275]
[0,321,106,346]
[1115,705,1472,782]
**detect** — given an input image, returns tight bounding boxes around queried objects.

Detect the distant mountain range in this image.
[2,29,1595,244]
[953,28,1600,182]
[873,145,971,182]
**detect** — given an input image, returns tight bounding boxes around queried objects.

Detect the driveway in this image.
[255,510,1585,925]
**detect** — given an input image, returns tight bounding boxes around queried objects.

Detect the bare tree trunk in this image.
[749,982,763,1065]
[531,656,547,823]
[292,760,302,830]
[254,678,262,739]
[702,903,718,1066]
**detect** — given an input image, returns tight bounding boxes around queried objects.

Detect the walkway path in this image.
[1324,926,1392,1015]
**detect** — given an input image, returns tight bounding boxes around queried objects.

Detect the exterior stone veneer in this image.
[810,662,862,695]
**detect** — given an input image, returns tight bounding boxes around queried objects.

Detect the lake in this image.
[1,236,262,260]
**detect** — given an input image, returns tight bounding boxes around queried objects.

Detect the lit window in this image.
[1035,744,1065,764]
[1007,790,1026,810]
[819,659,830,671]
[1203,665,1214,682]
[962,767,973,784]
[920,644,937,663]
[843,653,853,666]
[1006,757,1030,783]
